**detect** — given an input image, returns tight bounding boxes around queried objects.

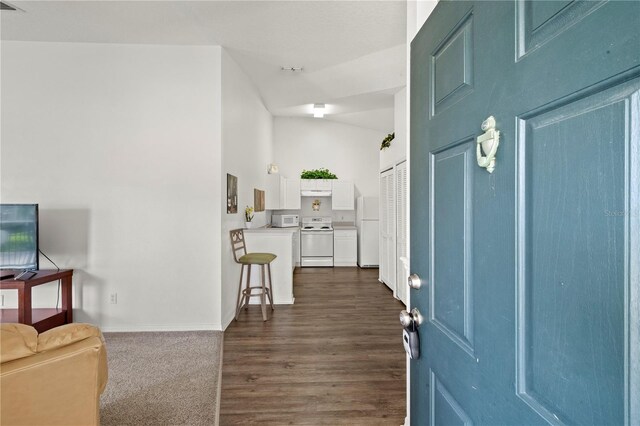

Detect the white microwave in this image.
[272,214,299,228]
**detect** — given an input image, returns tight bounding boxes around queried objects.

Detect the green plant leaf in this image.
[300,168,338,179]
[380,132,395,150]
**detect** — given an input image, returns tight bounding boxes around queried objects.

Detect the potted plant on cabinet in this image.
[300,168,338,179]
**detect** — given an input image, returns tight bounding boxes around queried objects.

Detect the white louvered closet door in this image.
[379,171,387,284]
[395,161,408,305]
[379,168,395,292]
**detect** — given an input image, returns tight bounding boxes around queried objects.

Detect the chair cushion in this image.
[0,323,38,364]
[238,252,277,265]
[37,323,103,353]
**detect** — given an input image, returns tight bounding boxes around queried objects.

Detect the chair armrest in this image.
[37,323,104,353]
[1,336,107,426]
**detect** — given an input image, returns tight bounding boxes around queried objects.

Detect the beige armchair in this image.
[0,323,108,426]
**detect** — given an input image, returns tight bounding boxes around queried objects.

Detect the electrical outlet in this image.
[109,293,118,304]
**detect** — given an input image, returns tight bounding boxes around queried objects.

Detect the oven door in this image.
[300,231,334,257]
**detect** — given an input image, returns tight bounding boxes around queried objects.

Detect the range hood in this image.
[301,190,332,197]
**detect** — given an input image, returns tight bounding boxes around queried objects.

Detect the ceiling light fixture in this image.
[281,66,304,72]
[313,104,325,118]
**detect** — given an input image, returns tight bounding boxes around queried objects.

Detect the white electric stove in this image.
[300,217,334,267]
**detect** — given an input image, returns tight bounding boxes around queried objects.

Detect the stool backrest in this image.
[229,229,247,263]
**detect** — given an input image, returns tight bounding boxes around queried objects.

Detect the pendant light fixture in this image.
[313,104,325,118]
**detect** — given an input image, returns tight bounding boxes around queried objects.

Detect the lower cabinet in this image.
[293,229,300,268]
[334,229,357,267]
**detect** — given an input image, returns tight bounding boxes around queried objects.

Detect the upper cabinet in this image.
[265,175,281,210]
[266,176,301,210]
[282,178,301,210]
[300,179,332,191]
[332,180,354,210]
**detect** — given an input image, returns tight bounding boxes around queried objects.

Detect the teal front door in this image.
[410,1,639,424]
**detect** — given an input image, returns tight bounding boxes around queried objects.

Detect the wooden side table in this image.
[0,269,73,333]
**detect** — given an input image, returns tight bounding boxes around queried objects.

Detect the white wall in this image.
[380,88,408,171]
[407,1,438,42]
[273,117,383,220]
[1,41,223,331]
[220,49,273,329]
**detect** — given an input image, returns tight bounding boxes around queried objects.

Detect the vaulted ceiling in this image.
[1,1,407,131]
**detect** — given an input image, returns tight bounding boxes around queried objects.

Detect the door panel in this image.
[430,139,475,354]
[432,11,474,116]
[516,0,605,59]
[431,371,473,426]
[528,1,572,31]
[515,80,639,426]
[410,1,640,424]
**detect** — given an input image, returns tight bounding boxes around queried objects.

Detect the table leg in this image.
[61,276,73,323]
[17,286,32,325]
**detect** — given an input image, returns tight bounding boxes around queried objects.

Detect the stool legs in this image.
[234,263,275,321]
[234,264,245,320]
[267,263,274,310]
[260,265,268,321]
[244,266,252,311]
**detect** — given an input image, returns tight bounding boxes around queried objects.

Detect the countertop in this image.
[244,226,299,234]
[332,222,357,230]
[245,224,357,231]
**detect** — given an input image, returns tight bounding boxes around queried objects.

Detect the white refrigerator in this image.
[356,196,379,268]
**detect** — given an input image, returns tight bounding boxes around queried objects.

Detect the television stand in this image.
[0,269,74,333]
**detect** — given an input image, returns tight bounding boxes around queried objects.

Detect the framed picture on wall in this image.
[227,174,238,214]
[254,189,265,212]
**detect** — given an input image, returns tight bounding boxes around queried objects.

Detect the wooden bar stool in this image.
[230,229,276,321]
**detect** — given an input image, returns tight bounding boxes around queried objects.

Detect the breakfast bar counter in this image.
[243,227,299,305]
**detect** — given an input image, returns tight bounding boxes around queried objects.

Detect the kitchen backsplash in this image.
[273,196,356,223]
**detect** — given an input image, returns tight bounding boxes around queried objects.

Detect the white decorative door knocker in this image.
[476,116,500,173]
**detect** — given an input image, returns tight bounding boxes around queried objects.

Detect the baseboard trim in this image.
[100,323,222,332]
[222,309,235,330]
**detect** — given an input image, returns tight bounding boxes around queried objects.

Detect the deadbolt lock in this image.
[408,274,423,290]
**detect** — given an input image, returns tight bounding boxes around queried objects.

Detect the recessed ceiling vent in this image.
[281,67,304,72]
[0,1,18,11]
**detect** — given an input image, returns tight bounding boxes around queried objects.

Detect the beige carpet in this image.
[100,331,223,426]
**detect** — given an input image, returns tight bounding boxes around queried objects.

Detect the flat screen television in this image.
[0,204,39,272]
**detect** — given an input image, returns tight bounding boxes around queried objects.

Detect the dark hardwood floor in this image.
[220,267,406,425]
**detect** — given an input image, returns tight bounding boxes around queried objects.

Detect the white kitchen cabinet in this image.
[292,229,300,268]
[265,175,281,210]
[300,179,332,191]
[334,229,357,266]
[331,180,354,210]
[281,178,301,209]
[266,176,300,210]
